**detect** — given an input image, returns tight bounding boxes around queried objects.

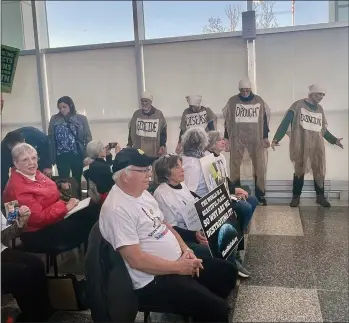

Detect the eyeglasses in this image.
[17,156,40,165]
[129,166,152,174]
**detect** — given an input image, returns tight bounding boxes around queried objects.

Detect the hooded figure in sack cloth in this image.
[128,91,167,157]
[223,78,271,205]
[175,95,217,154]
[271,84,344,208]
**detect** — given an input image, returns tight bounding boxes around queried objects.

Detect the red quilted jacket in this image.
[3,168,68,232]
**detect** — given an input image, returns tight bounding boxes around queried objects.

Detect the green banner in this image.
[1,44,20,94]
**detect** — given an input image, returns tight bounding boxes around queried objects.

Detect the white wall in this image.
[44,47,138,121]
[1,55,42,137]
[2,26,348,185]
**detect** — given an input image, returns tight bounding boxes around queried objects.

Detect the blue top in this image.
[54,122,79,155]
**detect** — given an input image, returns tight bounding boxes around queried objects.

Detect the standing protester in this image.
[271,84,344,207]
[223,78,270,205]
[1,127,53,195]
[48,96,92,197]
[176,95,217,154]
[128,91,167,157]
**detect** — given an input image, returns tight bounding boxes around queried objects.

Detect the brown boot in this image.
[290,195,300,207]
[316,194,331,207]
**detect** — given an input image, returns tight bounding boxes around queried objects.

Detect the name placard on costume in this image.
[235,103,260,123]
[136,118,159,138]
[299,108,322,132]
[186,111,208,129]
[194,184,243,259]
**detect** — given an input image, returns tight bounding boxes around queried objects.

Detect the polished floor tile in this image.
[242,235,316,288]
[317,290,349,322]
[232,286,323,322]
[250,206,304,236]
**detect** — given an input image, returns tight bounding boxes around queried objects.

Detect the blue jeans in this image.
[232,195,258,251]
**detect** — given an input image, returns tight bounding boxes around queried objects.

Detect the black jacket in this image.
[85,223,138,323]
[1,127,53,195]
[83,154,114,194]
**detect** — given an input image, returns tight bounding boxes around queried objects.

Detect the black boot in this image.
[316,194,331,207]
[290,195,300,207]
[255,177,267,206]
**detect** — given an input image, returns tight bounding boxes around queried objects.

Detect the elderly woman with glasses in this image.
[3,143,98,251]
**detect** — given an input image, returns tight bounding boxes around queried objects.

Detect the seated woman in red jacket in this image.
[3,143,98,251]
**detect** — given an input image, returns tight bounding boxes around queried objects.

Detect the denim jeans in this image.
[232,195,258,251]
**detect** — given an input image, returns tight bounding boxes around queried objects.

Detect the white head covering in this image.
[238,78,251,89]
[86,140,104,159]
[141,91,153,102]
[308,84,326,95]
[186,95,202,106]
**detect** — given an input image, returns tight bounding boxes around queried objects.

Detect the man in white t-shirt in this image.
[99,148,237,322]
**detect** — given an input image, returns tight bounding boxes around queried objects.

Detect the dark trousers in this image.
[56,152,83,198]
[135,255,237,322]
[20,204,99,251]
[233,177,265,199]
[292,174,325,196]
[1,249,52,322]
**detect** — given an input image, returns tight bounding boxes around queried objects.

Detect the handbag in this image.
[47,274,88,311]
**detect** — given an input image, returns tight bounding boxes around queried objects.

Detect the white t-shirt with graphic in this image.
[153,183,201,230]
[99,185,182,290]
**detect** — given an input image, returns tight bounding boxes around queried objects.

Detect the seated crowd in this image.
[1,123,258,323]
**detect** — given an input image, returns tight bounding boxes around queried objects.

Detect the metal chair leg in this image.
[144,311,150,323]
[52,254,58,277]
[45,254,50,274]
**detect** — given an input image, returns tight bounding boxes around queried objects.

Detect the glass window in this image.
[46,1,134,48]
[254,0,329,29]
[338,4,349,21]
[144,1,247,39]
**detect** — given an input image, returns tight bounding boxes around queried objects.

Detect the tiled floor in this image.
[231,204,349,323]
[2,203,349,322]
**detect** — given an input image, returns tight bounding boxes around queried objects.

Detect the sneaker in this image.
[316,195,331,207]
[235,259,250,278]
[235,251,250,278]
[290,195,300,207]
[257,196,267,206]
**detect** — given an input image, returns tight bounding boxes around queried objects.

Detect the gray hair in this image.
[207,131,223,151]
[181,127,209,154]
[11,143,37,162]
[154,154,182,184]
[86,140,104,159]
[112,166,131,182]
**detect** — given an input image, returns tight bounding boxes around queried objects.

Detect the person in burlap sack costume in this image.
[271,84,343,208]
[128,91,167,157]
[175,95,217,154]
[223,79,270,205]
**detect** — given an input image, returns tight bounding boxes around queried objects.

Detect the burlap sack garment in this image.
[284,99,327,188]
[223,95,269,192]
[129,108,166,157]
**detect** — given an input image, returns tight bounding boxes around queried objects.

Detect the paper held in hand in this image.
[65,198,91,218]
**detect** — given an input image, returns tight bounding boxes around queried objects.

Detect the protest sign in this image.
[1,44,20,94]
[195,184,243,259]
